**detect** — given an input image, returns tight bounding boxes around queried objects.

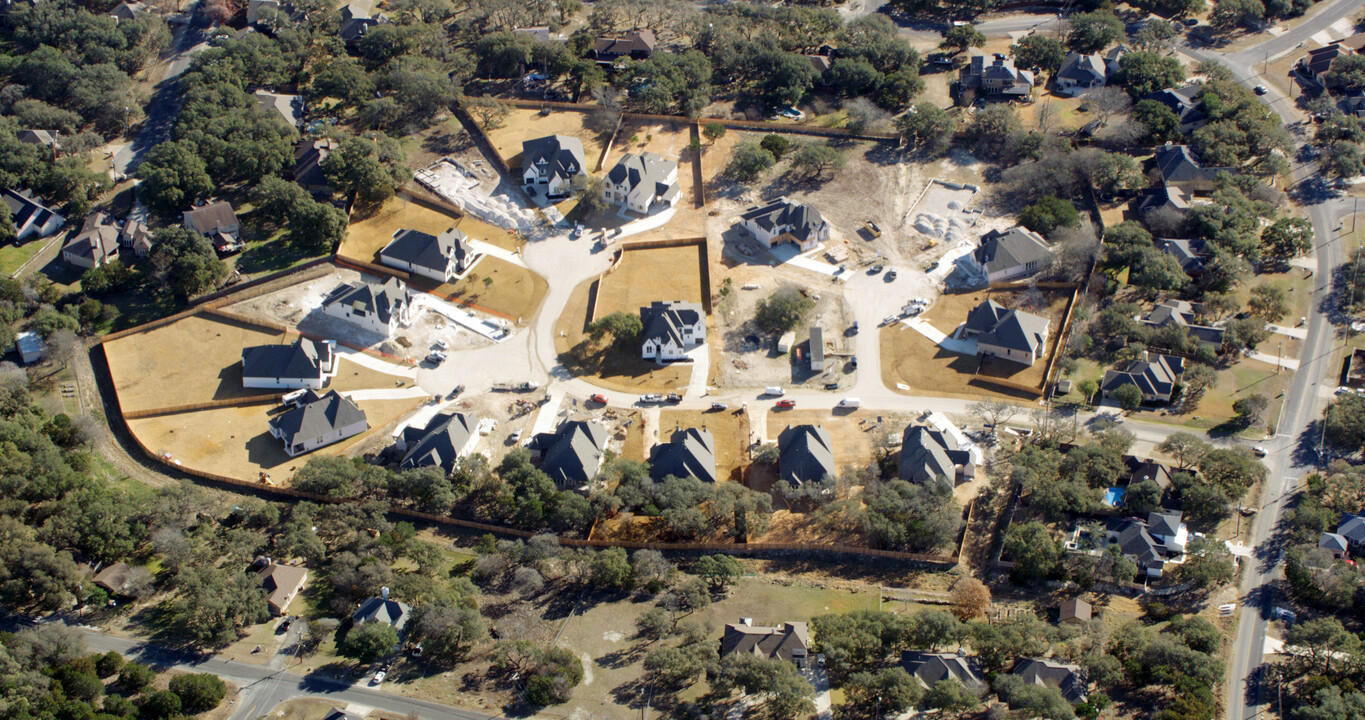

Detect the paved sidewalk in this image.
[902,318,977,355]
[467,239,526,268]
[1246,350,1299,370]
[685,345,710,398]
[335,350,417,378]
[1266,323,1308,340]
[342,387,431,402]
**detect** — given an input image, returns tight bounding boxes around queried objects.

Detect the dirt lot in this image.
[103,314,287,413]
[553,277,693,394]
[228,267,493,355]
[595,243,706,318]
[712,282,856,390]
[881,288,1071,401]
[428,255,549,323]
[127,395,422,484]
[485,108,611,173]
[656,408,750,483]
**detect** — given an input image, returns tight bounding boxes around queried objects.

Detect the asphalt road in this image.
[56,623,500,720]
[1174,1,1363,717]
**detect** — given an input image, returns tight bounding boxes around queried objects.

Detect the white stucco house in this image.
[269,389,368,457]
[739,198,830,252]
[379,227,479,283]
[3,189,65,242]
[321,277,413,339]
[640,301,706,362]
[602,152,680,214]
[521,135,587,200]
[241,337,338,390]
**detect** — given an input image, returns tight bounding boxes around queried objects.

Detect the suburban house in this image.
[254,90,304,128]
[61,211,121,270]
[353,589,410,636]
[602,152,680,214]
[92,562,136,596]
[1333,513,1365,555]
[321,710,362,720]
[1053,52,1109,96]
[338,0,384,47]
[122,215,155,257]
[322,277,413,339]
[1058,598,1092,625]
[1101,352,1185,404]
[1127,457,1174,492]
[521,135,587,200]
[380,227,478,283]
[529,420,608,489]
[590,28,656,64]
[1296,42,1354,88]
[1141,85,1207,135]
[1106,510,1188,577]
[182,200,242,254]
[648,428,717,484]
[513,26,553,43]
[268,389,368,457]
[961,300,1051,367]
[640,300,706,362]
[739,197,831,253]
[1011,659,1088,703]
[1154,144,1232,194]
[396,411,480,472]
[958,53,1035,100]
[1133,185,1191,217]
[15,331,46,364]
[777,425,835,487]
[1140,299,1225,348]
[959,227,1054,284]
[1343,91,1365,118]
[253,557,307,616]
[899,424,975,489]
[1320,531,1349,559]
[3,189,65,241]
[900,652,986,694]
[17,129,59,153]
[1155,237,1209,278]
[292,138,337,195]
[241,337,337,390]
[720,619,810,667]
[805,53,832,77]
[246,0,303,25]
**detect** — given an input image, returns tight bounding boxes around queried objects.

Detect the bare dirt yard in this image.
[711,281,855,390]
[427,255,549,323]
[484,108,611,173]
[880,288,1071,401]
[594,243,706,318]
[126,395,422,484]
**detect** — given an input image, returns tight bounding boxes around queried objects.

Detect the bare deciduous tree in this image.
[1084,86,1132,126]
[969,400,1019,434]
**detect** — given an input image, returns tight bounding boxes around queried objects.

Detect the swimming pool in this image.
[1103,487,1126,507]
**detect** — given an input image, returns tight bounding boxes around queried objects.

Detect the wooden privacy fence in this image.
[121,394,282,420]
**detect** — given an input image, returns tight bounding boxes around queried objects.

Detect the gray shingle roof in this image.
[183,200,238,235]
[778,425,834,486]
[720,621,809,662]
[3,189,59,230]
[1134,185,1191,214]
[293,138,336,188]
[1154,237,1208,275]
[900,652,986,693]
[535,420,608,488]
[399,411,478,472]
[268,390,366,447]
[740,198,828,244]
[899,425,970,487]
[640,301,704,349]
[323,277,412,326]
[1147,510,1182,538]
[1012,658,1087,702]
[606,152,678,207]
[523,135,587,183]
[1155,144,1230,184]
[381,227,472,276]
[242,338,333,381]
[970,302,1050,356]
[1321,532,1350,552]
[1141,85,1206,127]
[1338,513,1365,544]
[352,596,411,633]
[972,227,1053,277]
[1056,52,1107,84]
[649,428,717,484]
[64,211,120,262]
[1102,354,1184,398]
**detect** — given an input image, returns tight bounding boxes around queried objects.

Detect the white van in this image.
[837,397,861,409]
[764,387,785,397]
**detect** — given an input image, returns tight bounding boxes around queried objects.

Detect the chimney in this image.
[1142,350,1149,362]
[741,617,753,626]
[381,586,390,600]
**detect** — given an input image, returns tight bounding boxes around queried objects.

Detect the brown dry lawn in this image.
[427,256,548,322]
[764,407,879,471]
[595,243,705,318]
[485,108,611,173]
[553,280,692,395]
[260,700,344,720]
[104,314,418,414]
[881,289,1070,401]
[339,195,462,264]
[657,408,749,483]
[127,396,421,484]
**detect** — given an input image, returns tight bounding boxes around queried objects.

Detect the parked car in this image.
[425,353,446,365]
[665,393,682,403]
[882,315,898,326]
[710,402,728,411]
[589,393,609,405]
[837,397,861,409]
[509,429,523,443]
[764,386,785,397]
[433,339,448,350]
[371,671,386,686]
[885,269,898,281]
[1253,445,1268,457]
[410,643,424,657]
[850,321,859,333]
[448,385,465,399]
[640,394,664,403]
[824,381,840,390]
[1254,85,1268,95]
[817,654,826,668]
[775,399,796,408]
[869,264,884,275]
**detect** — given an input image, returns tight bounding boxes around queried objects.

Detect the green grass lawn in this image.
[0,240,50,276]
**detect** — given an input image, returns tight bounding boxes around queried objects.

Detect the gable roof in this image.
[1059,598,1092,623]
[269,390,366,446]
[640,300,704,349]
[183,201,238,234]
[242,337,333,380]
[1147,510,1183,538]
[740,198,828,243]
[3,189,61,231]
[108,1,147,19]
[964,53,1035,94]
[777,425,834,486]
[1101,353,1184,398]
[257,561,307,612]
[1154,237,1208,275]
[971,302,1050,356]
[17,129,58,148]
[1134,185,1191,214]
[1321,532,1350,552]
[1127,458,1173,489]
[1111,519,1163,568]
[535,420,608,488]
[900,651,986,692]
[1338,513,1365,544]
[254,90,304,127]
[381,227,471,275]
[899,425,970,487]
[1155,144,1230,184]
[64,211,120,262]
[1012,658,1087,702]
[522,135,586,181]
[293,138,337,188]
[1300,43,1349,76]
[323,277,412,326]
[720,621,809,662]
[1056,52,1107,84]
[606,152,679,205]
[93,562,134,594]
[399,411,478,472]
[353,595,411,633]
[592,28,656,57]
[1141,85,1206,126]
[973,227,1053,276]
[649,428,717,484]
